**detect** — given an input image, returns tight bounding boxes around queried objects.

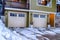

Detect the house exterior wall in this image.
[5,0,56,27]
[30,0,56,12]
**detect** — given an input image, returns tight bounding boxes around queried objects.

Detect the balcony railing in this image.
[5,1,29,9]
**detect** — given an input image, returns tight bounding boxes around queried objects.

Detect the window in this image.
[33,14,39,17]
[19,14,25,17]
[57,4,60,12]
[56,12,60,16]
[40,15,45,18]
[37,0,52,7]
[0,0,2,4]
[10,13,17,16]
[0,4,2,12]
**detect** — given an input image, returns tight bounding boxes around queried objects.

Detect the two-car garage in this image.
[5,11,55,28]
[6,11,48,28]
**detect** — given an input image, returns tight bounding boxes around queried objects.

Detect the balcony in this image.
[5,0,29,9]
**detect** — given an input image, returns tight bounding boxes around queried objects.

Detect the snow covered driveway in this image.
[0,20,30,40]
[0,19,60,40]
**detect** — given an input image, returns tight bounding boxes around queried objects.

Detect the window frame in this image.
[36,0,52,8]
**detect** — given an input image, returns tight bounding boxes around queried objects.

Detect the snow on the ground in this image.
[0,35,6,40]
[0,19,29,40]
[43,31,56,35]
[1,19,60,40]
[26,28,56,35]
[50,28,60,34]
[15,29,39,40]
[13,31,31,40]
[26,28,44,35]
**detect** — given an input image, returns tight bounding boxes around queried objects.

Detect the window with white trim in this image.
[37,0,52,7]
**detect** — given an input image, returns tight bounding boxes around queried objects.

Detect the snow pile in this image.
[0,35,6,40]
[0,19,24,40]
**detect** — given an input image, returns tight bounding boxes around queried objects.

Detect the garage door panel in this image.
[17,16,27,27]
[18,13,27,27]
[33,13,47,27]
[17,13,27,27]
[8,13,18,27]
[33,21,47,27]
[33,14,39,27]
[8,12,27,27]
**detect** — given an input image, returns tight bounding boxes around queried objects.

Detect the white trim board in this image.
[29,10,56,14]
[5,7,29,12]
[5,7,56,14]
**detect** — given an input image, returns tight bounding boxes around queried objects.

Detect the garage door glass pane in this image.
[10,13,17,16]
[33,14,39,17]
[19,14,25,17]
[40,15,45,18]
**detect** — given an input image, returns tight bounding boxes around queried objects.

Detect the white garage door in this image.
[32,13,47,27]
[8,11,27,27]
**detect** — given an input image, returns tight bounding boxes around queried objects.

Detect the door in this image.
[49,14,55,27]
[8,11,27,27]
[32,13,47,27]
